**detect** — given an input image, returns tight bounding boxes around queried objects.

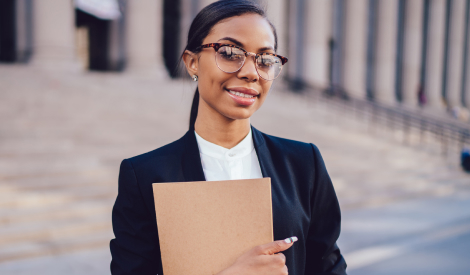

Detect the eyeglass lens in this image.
[215,46,283,80]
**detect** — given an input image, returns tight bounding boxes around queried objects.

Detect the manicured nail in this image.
[284,236,298,244]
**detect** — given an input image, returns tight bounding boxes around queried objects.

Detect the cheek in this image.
[198,62,232,95]
[198,55,220,82]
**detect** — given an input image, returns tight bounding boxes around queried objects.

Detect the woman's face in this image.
[189,13,277,121]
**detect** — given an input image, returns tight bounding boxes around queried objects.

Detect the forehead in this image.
[203,13,275,50]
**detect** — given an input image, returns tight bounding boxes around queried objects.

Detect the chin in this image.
[224,108,254,120]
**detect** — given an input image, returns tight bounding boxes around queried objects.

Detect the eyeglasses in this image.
[196,43,288,81]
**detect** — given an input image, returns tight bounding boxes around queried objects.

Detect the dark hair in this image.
[185,0,278,130]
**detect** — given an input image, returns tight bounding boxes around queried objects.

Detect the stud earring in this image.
[192,75,198,82]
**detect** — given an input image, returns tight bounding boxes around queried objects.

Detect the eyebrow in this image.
[217,36,274,52]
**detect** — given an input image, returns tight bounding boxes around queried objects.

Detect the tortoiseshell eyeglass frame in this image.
[195,43,289,65]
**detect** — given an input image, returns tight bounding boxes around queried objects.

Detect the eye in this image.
[257,55,280,68]
[218,46,244,61]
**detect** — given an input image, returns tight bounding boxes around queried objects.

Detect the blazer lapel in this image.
[181,130,206,182]
[252,126,276,179]
[252,127,287,242]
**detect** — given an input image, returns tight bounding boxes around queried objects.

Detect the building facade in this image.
[1,0,470,116]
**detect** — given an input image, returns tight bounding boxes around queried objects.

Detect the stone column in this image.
[181,0,217,47]
[15,0,33,63]
[373,0,399,104]
[199,0,217,9]
[178,0,197,76]
[31,0,78,69]
[464,4,470,108]
[342,0,369,98]
[265,0,288,57]
[303,0,332,90]
[125,0,167,77]
[424,0,446,110]
[264,0,289,85]
[286,0,306,86]
[445,0,466,108]
[401,0,423,108]
[179,0,192,49]
[108,17,125,71]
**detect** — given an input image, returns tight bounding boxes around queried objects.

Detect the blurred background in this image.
[1,0,470,274]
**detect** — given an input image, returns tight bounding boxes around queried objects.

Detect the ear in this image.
[182,50,199,78]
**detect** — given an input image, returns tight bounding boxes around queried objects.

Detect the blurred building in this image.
[1,0,470,117]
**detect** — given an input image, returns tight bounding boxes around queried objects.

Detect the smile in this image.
[225,88,258,106]
[228,90,256,98]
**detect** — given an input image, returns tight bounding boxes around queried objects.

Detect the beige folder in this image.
[152,178,273,275]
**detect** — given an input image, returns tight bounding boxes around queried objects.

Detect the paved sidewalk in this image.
[0,65,469,274]
[340,194,470,274]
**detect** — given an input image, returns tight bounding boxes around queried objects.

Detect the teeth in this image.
[228,90,255,98]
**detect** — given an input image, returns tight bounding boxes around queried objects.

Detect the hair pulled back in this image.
[186,0,278,130]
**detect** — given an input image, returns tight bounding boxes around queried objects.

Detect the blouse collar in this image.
[194,129,254,160]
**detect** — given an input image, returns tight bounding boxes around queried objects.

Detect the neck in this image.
[194,100,251,149]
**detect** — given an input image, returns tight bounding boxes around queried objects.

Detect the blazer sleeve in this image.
[304,144,347,275]
[110,159,163,275]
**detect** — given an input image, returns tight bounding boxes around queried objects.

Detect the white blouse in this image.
[194,129,263,181]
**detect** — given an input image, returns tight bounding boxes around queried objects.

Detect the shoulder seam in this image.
[125,158,152,214]
[309,143,318,199]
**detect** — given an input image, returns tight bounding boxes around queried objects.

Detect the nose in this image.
[236,53,259,82]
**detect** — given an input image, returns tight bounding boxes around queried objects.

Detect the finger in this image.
[275,252,286,266]
[256,236,298,255]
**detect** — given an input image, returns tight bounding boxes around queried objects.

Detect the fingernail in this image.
[284,236,298,244]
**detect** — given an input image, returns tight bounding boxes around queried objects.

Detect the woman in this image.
[110,1,347,274]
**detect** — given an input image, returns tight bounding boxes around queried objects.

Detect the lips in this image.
[225,87,259,106]
[227,90,256,99]
[227,87,259,96]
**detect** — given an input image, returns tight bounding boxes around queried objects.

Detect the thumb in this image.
[257,236,298,255]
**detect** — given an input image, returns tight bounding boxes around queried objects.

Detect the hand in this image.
[217,237,298,275]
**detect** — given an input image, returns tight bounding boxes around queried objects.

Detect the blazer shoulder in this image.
[260,131,318,158]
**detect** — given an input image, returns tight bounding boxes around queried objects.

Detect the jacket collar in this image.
[181,125,272,181]
[181,130,206,182]
[251,125,272,179]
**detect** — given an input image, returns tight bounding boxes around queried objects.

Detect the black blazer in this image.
[110,126,347,275]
